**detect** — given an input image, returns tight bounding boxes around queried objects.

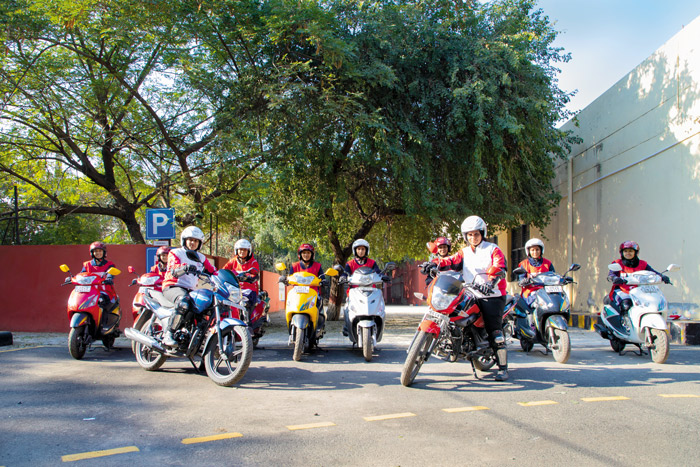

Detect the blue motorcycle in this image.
[125,267,253,387]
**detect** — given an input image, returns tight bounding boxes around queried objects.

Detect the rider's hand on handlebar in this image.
[662,275,671,284]
[473,283,492,295]
[612,276,626,285]
[278,275,287,284]
[382,275,391,282]
[186,264,199,275]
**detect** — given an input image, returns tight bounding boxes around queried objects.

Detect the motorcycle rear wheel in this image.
[472,355,496,371]
[648,328,669,364]
[68,326,87,360]
[549,328,571,364]
[610,338,625,353]
[292,326,304,361]
[400,331,433,387]
[362,326,373,362]
[134,320,167,371]
[204,325,253,387]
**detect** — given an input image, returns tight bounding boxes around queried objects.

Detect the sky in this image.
[535,0,700,117]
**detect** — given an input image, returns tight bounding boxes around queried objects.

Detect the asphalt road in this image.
[1,307,699,467]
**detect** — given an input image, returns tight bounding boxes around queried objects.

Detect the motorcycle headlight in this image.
[431,290,456,311]
[76,276,96,285]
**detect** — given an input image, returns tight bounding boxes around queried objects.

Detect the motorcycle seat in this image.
[147,289,176,309]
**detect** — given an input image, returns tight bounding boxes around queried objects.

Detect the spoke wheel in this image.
[134,320,167,371]
[362,326,374,362]
[549,327,571,364]
[400,331,434,387]
[648,328,669,364]
[204,325,253,387]
[68,326,87,360]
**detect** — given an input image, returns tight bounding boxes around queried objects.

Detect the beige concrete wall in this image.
[538,15,700,317]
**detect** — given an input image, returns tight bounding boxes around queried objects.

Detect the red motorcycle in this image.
[127,266,164,353]
[401,267,509,387]
[60,264,122,360]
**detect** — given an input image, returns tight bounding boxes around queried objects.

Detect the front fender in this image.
[203,318,247,350]
[357,319,376,329]
[291,314,310,331]
[546,314,568,331]
[419,319,441,336]
[640,313,666,331]
[69,312,91,328]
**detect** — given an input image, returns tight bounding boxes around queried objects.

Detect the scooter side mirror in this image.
[274,262,287,272]
[383,262,397,272]
[666,264,681,272]
[568,263,581,272]
[413,292,426,301]
[324,268,339,277]
[608,263,622,272]
[512,266,526,276]
[128,266,136,274]
[59,264,70,273]
[107,267,121,276]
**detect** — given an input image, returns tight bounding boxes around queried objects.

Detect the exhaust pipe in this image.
[593,323,609,339]
[124,327,165,353]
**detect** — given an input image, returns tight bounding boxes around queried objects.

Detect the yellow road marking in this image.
[581,396,629,402]
[442,406,489,413]
[517,400,558,407]
[62,446,139,462]
[181,432,243,444]
[0,346,48,353]
[286,421,336,431]
[363,412,416,421]
[658,394,700,398]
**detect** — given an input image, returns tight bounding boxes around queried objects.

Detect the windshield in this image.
[433,272,463,296]
[531,271,561,286]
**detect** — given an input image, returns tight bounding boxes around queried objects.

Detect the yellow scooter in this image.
[275,263,339,361]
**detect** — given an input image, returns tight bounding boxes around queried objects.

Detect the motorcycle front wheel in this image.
[648,328,669,364]
[204,325,253,387]
[131,311,151,354]
[134,320,167,371]
[68,326,88,360]
[362,326,373,362]
[548,327,571,364]
[400,330,434,387]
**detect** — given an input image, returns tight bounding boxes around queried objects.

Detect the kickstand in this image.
[189,356,204,374]
[470,360,482,380]
[620,345,645,357]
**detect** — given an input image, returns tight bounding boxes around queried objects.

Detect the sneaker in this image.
[495,369,509,381]
[162,331,177,347]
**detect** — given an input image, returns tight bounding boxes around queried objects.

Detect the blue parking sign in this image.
[146,247,159,272]
[146,208,175,240]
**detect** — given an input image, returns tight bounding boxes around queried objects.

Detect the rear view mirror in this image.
[666,264,681,272]
[275,262,287,272]
[568,263,581,272]
[512,266,526,276]
[128,266,136,274]
[413,292,426,301]
[324,268,339,277]
[107,267,121,276]
[384,262,397,273]
[59,264,70,273]
[608,263,622,272]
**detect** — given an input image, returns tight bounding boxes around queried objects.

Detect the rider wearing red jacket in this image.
[446,216,509,381]
[517,238,555,305]
[291,243,324,294]
[81,241,117,308]
[422,237,458,285]
[344,239,381,276]
[149,246,171,278]
[223,239,261,316]
[607,241,669,317]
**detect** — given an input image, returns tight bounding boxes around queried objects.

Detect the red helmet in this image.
[156,246,171,256]
[298,243,315,261]
[89,241,107,258]
[435,237,451,252]
[619,241,639,253]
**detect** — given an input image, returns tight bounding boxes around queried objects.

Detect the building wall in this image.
[535,15,700,316]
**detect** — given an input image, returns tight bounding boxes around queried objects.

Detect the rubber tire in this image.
[134,320,167,371]
[649,328,669,364]
[550,328,571,364]
[610,338,625,353]
[472,355,496,371]
[400,331,434,387]
[292,326,304,361]
[131,311,151,354]
[520,338,534,353]
[204,325,253,387]
[101,334,116,349]
[362,326,373,362]
[68,326,87,360]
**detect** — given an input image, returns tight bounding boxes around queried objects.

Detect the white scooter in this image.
[340,262,396,361]
[594,263,680,363]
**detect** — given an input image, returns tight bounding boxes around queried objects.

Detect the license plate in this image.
[138,287,150,294]
[641,286,658,293]
[545,286,564,293]
[294,286,310,294]
[75,286,91,293]
[428,310,449,324]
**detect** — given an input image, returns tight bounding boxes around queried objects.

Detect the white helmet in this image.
[234,238,253,257]
[181,226,204,250]
[461,215,487,241]
[525,238,545,257]
[352,238,370,257]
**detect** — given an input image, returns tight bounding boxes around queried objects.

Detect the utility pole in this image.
[14,186,19,245]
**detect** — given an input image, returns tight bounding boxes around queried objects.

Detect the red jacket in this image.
[82,259,117,298]
[518,258,554,298]
[609,258,649,298]
[150,263,167,279]
[223,255,260,293]
[344,258,379,275]
[163,249,217,290]
[431,255,459,271]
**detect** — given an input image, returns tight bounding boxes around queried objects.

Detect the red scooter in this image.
[401,267,509,386]
[127,266,164,353]
[60,264,122,360]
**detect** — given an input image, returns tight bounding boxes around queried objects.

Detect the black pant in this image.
[478,295,506,344]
